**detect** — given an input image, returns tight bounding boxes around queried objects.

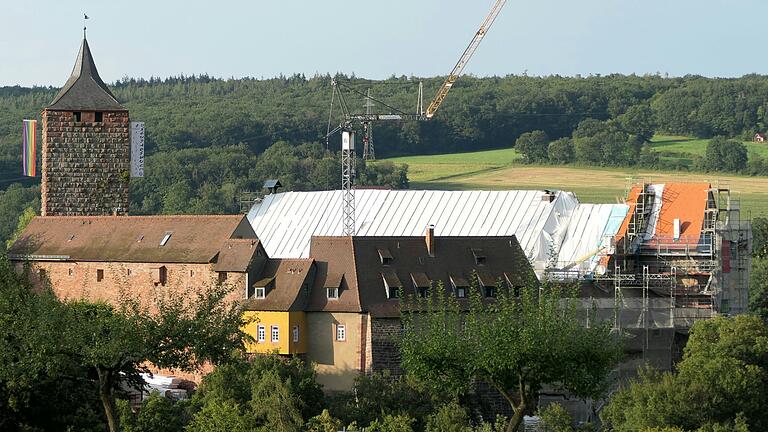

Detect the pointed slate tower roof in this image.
[47,36,125,111]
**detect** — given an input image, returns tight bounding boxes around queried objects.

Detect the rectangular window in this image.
[293,326,299,343]
[127,268,132,276]
[271,325,279,343]
[73,112,82,122]
[327,287,339,299]
[68,268,74,276]
[418,287,429,298]
[96,269,104,282]
[255,287,266,299]
[189,269,195,277]
[94,112,103,122]
[336,324,346,342]
[484,286,497,298]
[257,325,266,343]
[388,287,400,299]
[513,286,521,298]
[38,269,46,280]
[218,272,227,283]
[456,287,466,298]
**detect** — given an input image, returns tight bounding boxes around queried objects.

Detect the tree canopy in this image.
[602,315,768,431]
[399,279,623,432]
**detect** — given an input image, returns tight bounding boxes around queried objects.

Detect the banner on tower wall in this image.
[130,122,145,178]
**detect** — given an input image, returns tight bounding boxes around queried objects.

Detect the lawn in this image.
[651,134,768,167]
[379,142,768,216]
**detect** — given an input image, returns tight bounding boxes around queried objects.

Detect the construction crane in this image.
[334,0,508,235]
[425,0,507,119]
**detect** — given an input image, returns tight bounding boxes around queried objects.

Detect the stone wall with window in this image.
[19,260,246,311]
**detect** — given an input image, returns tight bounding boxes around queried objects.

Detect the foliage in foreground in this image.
[0,254,249,432]
[602,315,768,431]
[399,279,623,432]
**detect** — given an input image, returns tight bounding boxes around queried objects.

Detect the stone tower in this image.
[41,35,130,216]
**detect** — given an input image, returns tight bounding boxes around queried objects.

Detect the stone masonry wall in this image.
[21,260,245,312]
[370,318,403,376]
[41,110,130,216]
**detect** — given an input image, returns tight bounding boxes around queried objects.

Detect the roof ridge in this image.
[37,214,245,220]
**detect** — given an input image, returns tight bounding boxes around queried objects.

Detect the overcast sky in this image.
[1,0,767,87]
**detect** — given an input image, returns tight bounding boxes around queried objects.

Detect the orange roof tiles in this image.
[652,183,710,243]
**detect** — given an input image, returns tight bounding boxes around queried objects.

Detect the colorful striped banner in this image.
[22,119,37,177]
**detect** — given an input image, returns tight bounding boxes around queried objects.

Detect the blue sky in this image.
[1,0,767,87]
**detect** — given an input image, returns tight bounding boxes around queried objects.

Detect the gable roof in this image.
[307,235,536,316]
[47,37,125,111]
[8,215,256,264]
[213,239,265,272]
[306,237,362,313]
[243,259,315,312]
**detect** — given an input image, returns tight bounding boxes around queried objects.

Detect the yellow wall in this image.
[243,311,306,355]
[306,312,363,391]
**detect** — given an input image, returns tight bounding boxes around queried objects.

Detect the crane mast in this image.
[425,0,507,119]
[334,0,507,235]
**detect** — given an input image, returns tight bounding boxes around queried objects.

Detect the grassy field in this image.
[651,135,768,167]
[382,144,768,216]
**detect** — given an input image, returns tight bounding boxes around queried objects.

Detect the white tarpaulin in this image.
[130,122,145,178]
[247,189,628,278]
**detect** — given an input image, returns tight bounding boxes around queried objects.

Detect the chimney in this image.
[425,224,435,257]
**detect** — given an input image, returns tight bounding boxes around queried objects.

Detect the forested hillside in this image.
[2,73,768,245]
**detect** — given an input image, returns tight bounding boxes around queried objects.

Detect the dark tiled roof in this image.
[244,259,315,312]
[308,235,536,317]
[8,215,257,264]
[47,37,125,111]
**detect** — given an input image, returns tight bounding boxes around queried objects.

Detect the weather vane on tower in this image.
[83,13,89,37]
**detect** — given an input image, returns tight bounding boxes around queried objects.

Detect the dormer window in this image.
[411,272,431,298]
[504,273,521,298]
[382,271,402,299]
[472,248,487,265]
[476,271,496,298]
[248,277,274,299]
[378,248,393,266]
[450,275,469,298]
[326,274,343,300]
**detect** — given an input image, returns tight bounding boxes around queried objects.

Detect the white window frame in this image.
[336,324,346,342]
[327,287,339,299]
[456,286,467,298]
[271,325,279,343]
[292,325,299,343]
[255,287,266,299]
[257,325,266,343]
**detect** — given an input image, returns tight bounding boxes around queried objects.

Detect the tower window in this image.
[94,112,103,122]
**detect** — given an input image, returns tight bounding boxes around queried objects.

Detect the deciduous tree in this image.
[400,281,622,432]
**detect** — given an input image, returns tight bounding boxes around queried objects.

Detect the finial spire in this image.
[83,13,89,38]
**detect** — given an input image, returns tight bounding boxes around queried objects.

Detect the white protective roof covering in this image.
[247,189,628,278]
[554,204,630,274]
